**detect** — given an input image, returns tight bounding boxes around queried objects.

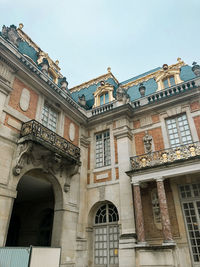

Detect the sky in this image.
[1,0,200,88]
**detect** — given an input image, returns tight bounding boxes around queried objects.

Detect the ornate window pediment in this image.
[93,81,115,108]
[155,62,184,91]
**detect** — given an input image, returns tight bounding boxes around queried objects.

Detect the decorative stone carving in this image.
[192,61,200,76]
[78,94,87,107]
[20,88,30,111]
[13,141,33,175]
[63,163,80,193]
[99,186,105,201]
[130,141,200,170]
[151,188,162,230]
[69,123,75,142]
[138,83,146,97]
[60,77,68,90]
[1,25,22,47]
[40,58,49,75]
[116,86,130,104]
[143,131,152,153]
[13,140,80,193]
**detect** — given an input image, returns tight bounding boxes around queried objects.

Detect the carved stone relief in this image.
[143,131,153,153]
[19,88,30,111]
[13,141,80,193]
[69,123,75,142]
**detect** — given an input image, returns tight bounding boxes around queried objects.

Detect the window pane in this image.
[105,93,109,104]
[100,95,104,106]
[163,78,169,88]
[169,76,175,86]
[41,104,57,132]
[95,131,110,167]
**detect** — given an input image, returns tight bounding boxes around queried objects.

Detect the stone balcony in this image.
[20,120,80,163]
[130,141,200,171]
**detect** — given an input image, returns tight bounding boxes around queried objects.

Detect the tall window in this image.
[41,104,58,132]
[163,76,176,89]
[94,203,119,266]
[179,184,200,263]
[166,114,192,148]
[96,131,111,168]
[100,92,109,106]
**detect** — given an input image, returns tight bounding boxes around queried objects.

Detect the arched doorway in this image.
[93,203,119,267]
[6,170,55,247]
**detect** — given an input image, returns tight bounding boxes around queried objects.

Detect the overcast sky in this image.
[1,0,200,87]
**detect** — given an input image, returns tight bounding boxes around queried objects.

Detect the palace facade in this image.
[0,24,200,267]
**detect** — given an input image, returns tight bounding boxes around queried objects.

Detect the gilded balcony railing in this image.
[20,120,80,162]
[130,141,200,171]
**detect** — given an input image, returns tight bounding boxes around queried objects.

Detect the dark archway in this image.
[6,171,55,247]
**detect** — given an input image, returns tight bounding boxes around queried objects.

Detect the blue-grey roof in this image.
[18,41,38,63]
[71,77,118,109]
[120,67,161,85]
[126,65,196,102]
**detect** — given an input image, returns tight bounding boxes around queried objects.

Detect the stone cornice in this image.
[113,125,132,140]
[70,72,119,93]
[80,135,90,148]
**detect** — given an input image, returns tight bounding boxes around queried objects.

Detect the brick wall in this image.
[193,115,200,140]
[190,101,200,112]
[63,116,79,146]
[141,180,180,241]
[134,127,164,155]
[9,78,38,119]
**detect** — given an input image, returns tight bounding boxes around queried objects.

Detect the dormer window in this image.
[93,81,115,108]
[155,61,184,91]
[100,92,109,105]
[163,76,175,89]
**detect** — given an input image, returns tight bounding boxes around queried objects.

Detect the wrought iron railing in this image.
[130,141,200,171]
[20,120,80,162]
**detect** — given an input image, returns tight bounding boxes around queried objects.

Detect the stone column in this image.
[0,187,17,246]
[114,125,136,267]
[156,177,174,244]
[133,182,146,244]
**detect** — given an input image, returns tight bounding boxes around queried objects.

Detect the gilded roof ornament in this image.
[18,23,24,30]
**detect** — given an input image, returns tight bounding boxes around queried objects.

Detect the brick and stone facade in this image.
[0,24,200,267]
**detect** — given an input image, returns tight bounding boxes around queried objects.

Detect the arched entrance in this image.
[93,203,119,267]
[6,170,55,247]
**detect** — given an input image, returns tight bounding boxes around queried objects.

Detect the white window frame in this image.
[93,203,119,267]
[41,103,58,132]
[179,183,200,265]
[165,113,193,148]
[95,131,111,168]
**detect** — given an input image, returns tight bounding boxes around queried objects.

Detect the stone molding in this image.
[113,126,132,140]
[13,140,80,193]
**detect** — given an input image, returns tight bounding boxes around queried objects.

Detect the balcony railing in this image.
[20,120,80,162]
[130,141,200,171]
[91,102,114,116]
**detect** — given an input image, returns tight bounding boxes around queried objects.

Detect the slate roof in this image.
[0,24,196,110]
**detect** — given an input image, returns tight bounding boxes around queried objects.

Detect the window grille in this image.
[41,104,58,132]
[94,204,119,266]
[95,131,111,168]
[179,184,200,263]
[166,114,192,148]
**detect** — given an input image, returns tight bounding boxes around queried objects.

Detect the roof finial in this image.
[55,60,59,65]
[18,23,24,30]
[177,57,181,62]
[107,67,111,73]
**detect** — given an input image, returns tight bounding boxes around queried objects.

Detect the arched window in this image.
[94,203,119,266]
